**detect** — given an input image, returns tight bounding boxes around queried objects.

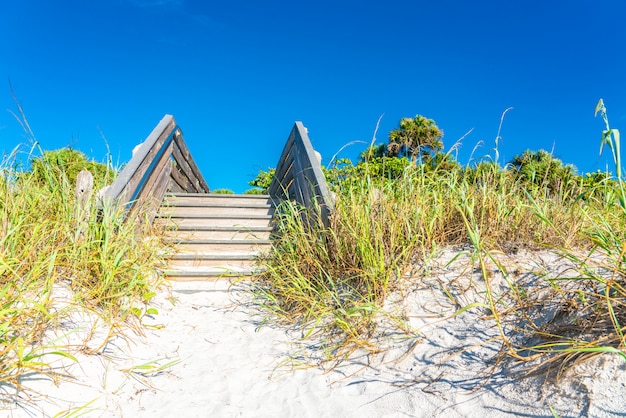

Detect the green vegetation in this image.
[3,100,624,399]
[256,107,626,375]
[212,188,235,194]
[244,187,267,195]
[28,148,112,189]
[387,114,444,162]
[248,167,275,192]
[0,144,166,393]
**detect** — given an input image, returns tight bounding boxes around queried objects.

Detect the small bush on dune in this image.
[256,107,626,375]
[28,148,113,190]
[0,145,166,391]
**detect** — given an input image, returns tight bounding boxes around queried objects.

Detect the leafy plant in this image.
[0,143,166,398]
[29,148,113,190]
[508,149,577,194]
[388,114,444,162]
[248,167,276,192]
[212,188,235,194]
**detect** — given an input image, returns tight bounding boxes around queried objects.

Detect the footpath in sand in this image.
[7,251,626,417]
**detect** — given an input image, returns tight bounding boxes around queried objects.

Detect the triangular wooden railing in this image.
[101,116,333,228]
[102,115,210,223]
[268,121,334,227]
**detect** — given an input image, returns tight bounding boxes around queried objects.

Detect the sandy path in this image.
[6,252,626,417]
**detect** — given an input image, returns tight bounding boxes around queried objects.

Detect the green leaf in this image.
[452,302,489,318]
[595,99,605,117]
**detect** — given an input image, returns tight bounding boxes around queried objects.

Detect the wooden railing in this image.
[102,114,210,223]
[268,121,334,226]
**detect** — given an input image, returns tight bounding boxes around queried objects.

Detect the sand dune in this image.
[6,251,626,417]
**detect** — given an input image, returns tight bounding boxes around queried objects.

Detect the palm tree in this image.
[508,149,577,192]
[388,115,443,162]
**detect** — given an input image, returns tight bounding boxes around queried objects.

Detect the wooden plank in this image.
[269,147,295,197]
[101,115,214,229]
[169,181,184,193]
[268,126,296,196]
[132,157,173,224]
[104,115,176,207]
[293,122,332,207]
[147,160,174,222]
[172,142,202,193]
[268,121,333,226]
[170,159,195,192]
[173,130,210,192]
[136,142,174,204]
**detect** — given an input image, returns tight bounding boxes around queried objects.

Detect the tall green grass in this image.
[0,145,166,394]
[257,108,626,374]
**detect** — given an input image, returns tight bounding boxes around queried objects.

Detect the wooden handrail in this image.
[268,121,334,226]
[103,114,210,223]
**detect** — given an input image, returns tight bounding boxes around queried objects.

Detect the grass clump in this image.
[0,144,167,395]
[256,104,626,374]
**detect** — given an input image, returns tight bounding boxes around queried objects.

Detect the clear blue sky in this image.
[2,1,626,192]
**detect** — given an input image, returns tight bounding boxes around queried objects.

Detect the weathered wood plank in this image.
[172,142,202,193]
[75,169,94,241]
[130,157,173,224]
[170,161,195,192]
[101,115,211,227]
[173,130,210,192]
[136,142,174,204]
[169,181,184,194]
[269,146,295,197]
[105,115,176,207]
[269,122,333,226]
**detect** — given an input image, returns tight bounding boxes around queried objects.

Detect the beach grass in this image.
[256,103,626,375]
[3,97,625,405]
[0,143,167,395]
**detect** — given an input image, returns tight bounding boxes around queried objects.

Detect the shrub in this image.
[28,148,113,190]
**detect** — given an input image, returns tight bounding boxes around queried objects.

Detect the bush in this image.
[29,148,112,190]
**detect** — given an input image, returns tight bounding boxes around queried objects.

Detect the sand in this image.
[4,250,626,417]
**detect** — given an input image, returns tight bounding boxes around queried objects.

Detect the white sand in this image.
[4,250,626,417]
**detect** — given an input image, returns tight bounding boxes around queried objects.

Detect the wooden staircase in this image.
[103,116,332,282]
[156,193,274,281]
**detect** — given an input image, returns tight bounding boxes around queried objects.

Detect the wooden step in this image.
[170,239,272,254]
[164,266,266,281]
[159,204,274,217]
[162,226,272,241]
[155,214,273,228]
[159,193,274,281]
[163,193,273,206]
[168,253,260,269]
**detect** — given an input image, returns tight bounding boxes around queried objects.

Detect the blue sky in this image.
[2,1,626,192]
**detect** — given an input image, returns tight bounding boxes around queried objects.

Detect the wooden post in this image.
[75,170,94,241]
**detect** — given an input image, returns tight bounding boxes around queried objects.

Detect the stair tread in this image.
[166,193,270,197]
[168,238,271,243]
[162,202,273,208]
[164,225,273,231]
[157,213,273,219]
[169,253,260,259]
[159,192,273,281]
[164,266,266,276]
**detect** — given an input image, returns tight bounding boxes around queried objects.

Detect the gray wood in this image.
[74,169,94,241]
[101,115,211,226]
[269,122,333,226]
[172,142,202,192]
[169,159,194,192]
[137,142,174,202]
[137,153,174,223]
[173,130,210,192]
[75,170,94,217]
[104,115,176,206]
